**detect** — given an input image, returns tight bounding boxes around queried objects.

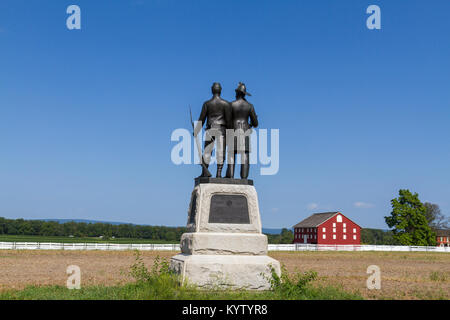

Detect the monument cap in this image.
[235,82,251,96]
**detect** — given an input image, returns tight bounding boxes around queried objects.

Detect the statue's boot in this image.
[241,164,249,179]
[225,163,235,179]
[216,165,223,178]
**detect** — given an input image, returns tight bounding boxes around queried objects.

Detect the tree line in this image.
[0,217,296,244]
[0,218,186,242]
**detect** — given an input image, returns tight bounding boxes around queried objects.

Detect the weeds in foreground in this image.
[129,250,172,282]
[264,264,318,299]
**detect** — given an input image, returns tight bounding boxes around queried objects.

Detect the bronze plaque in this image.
[208,194,250,224]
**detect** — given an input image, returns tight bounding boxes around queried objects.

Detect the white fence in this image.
[0,242,449,252]
[0,242,180,251]
[269,244,450,252]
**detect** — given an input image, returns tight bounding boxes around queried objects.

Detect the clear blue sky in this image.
[1,0,449,229]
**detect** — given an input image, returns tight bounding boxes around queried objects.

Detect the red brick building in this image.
[436,229,450,247]
[293,212,361,245]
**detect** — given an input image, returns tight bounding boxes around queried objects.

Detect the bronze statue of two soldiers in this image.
[193,82,258,179]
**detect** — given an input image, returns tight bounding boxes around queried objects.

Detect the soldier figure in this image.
[194,82,231,178]
[226,82,258,179]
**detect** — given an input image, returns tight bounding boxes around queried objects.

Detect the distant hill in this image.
[39,219,135,225]
[262,228,283,234]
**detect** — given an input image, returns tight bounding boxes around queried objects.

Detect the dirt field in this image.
[0,250,449,299]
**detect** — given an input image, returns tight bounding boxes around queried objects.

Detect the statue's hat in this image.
[235,82,251,96]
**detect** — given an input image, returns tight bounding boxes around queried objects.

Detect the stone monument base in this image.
[170,179,281,290]
[170,254,280,290]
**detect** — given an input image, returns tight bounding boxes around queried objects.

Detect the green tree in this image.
[280,228,294,244]
[360,228,396,245]
[385,189,436,246]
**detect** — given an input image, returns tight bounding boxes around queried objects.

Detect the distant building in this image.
[435,229,450,247]
[293,212,361,245]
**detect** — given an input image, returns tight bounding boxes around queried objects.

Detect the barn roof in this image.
[292,212,339,228]
[435,229,450,237]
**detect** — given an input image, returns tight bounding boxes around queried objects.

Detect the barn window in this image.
[333,235,336,240]
[323,234,326,239]
[333,228,336,233]
[343,229,346,233]
[343,235,347,240]
[333,223,336,227]
[353,235,356,240]
[353,228,356,233]
[336,215,342,222]
[322,227,326,232]
[343,223,346,228]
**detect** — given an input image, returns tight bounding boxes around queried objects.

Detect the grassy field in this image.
[0,250,448,300]
[0,235,176,244]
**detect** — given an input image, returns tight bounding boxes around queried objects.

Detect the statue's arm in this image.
[194,102,207,136]
[249,104,258,128]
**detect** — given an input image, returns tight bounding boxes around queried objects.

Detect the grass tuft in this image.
[429,271,447,282]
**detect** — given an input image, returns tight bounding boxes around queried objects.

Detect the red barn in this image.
[436,229,450,247]
[293,212,361,245]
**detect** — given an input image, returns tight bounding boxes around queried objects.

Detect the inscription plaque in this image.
[188,193,197,224]
[208,194,250,224]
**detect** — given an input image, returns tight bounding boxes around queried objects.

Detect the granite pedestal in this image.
[170,179,281,290]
